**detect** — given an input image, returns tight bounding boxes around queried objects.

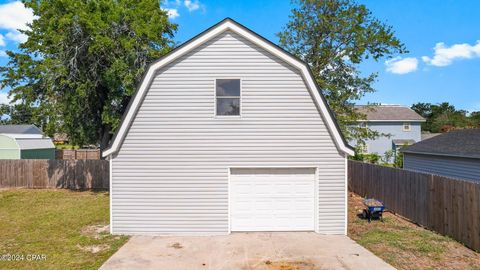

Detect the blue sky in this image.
[1,0,479,112]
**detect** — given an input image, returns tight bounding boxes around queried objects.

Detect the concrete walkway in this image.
[100,232,394,270]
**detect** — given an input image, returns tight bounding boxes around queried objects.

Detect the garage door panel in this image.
[230,168,315,231]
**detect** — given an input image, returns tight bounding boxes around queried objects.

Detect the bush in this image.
[351,152,381,164]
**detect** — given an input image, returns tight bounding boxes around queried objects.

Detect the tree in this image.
[411,102,432,119]
[411,102,433,131]
[411,102,472,132]
[470,111,480,127]
[0,0,177,149]
[0,102,45,127]
[278,0,406,142]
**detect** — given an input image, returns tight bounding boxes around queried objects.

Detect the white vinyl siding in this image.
[111,30,346,235]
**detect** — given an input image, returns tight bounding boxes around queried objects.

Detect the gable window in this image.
[216,79,240,116]
[403,122,411,131]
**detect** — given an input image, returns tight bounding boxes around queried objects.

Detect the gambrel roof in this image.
[103,18,354,157]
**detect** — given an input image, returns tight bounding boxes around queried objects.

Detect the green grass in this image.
[0,190,129,270]
[349,193,480,269]
[357,227,448,256]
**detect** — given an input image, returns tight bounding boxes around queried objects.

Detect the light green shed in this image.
[0,134,20,159]
[0,134,55,159]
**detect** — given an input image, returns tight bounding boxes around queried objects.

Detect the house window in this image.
[216,79,240,116]
[403,122,411,131]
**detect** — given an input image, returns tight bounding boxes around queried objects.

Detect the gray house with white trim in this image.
[103,18,354,235]
[403,129,480,182]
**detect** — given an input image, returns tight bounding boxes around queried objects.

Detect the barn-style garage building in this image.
[103,18,354,235]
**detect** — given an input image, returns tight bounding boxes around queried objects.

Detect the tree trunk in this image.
[99,125,111,155]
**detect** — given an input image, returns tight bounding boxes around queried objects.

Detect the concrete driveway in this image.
[100,232,394,270]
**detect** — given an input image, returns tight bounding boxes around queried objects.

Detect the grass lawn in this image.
[348,192,480,270]
[0,189,129,270]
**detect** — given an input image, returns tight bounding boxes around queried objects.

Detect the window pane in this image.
[216,98,240,116]
[216,79,240,96]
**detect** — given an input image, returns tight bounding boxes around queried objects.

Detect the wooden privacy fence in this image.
[348,160,480,251]
[56,149,101,160]
[0,159,109,190]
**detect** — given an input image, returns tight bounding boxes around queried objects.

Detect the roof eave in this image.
[402,150,480,160]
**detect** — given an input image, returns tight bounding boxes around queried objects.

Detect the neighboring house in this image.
[403,129,480,182]
[0,124,55,159]
[351,105,425,160]
[103,18,354,235]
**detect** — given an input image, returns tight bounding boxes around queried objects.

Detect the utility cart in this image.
[362,198,385,223]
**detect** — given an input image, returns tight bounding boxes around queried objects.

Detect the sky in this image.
[0,0,479,112]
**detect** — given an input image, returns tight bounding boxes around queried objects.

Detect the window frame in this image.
[402,122,411,132]
[214,78,242,117]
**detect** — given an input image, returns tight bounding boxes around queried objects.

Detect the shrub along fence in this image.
[0,159,109,190]
[348,160,480,251]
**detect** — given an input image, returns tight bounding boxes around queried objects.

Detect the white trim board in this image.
[103,18,354,157]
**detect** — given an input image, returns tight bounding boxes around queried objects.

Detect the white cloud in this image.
[5,31,27,43]
[0,34,5,47]
[385,57,418,74]
[0,50,6,57]
[0,1,34,31]
[0,92,12,105]
[184,0,200,11]
[164,8,179,19]
[422,41,480,67]
[0,1,35,46]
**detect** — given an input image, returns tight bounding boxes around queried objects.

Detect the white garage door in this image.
[230,168,315,231]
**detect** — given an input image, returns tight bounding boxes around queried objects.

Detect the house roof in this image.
[0,124,43,135]
[402,129,480,159]
[355,105,425,122]
[102,18,354,157]
[16,138,55,150]
[421,132,441,141]
[392,139,416,146]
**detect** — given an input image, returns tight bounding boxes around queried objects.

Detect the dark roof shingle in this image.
[355,105,425,121]
[403,129,480,159]
[0,124,43,135]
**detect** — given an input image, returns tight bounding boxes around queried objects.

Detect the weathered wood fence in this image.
[56,149,101,160]
[348,160,480,251]
[0,159,109,190]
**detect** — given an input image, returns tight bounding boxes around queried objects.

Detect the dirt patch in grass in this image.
[77,244,110,254]
[348,192,480,270]
[81,224,110,239]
